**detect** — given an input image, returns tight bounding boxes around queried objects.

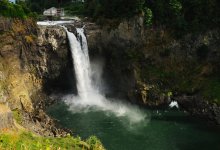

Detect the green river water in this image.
[48,102,220,150]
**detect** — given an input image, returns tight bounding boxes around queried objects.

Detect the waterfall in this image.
[64,27,104,106]
[64,27,147,124]
[65,28,92,99]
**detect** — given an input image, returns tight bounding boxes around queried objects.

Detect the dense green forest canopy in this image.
[1,0,219,32]
[84,0,220,31]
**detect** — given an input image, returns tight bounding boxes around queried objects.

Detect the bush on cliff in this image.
[0,0,37,19]
[0,131,105,150]
[0,0,25,18]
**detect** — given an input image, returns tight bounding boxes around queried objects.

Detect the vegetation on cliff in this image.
[0,0,37,19]
[84,0,220,32]
[0,131,104,150]
[0,16,105,149]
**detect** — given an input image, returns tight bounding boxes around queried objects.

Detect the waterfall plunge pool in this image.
[42,23,220,150]
[47,100,220,150]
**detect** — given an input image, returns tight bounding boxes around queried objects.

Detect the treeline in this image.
[26,0,78,13]
[84,0,220,32]
[0,0,37,19]
[27,0,60,13]
[84,0,143,18]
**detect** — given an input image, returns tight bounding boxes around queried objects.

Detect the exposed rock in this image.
[0,18,71,135]
[83,16,220,124]
[36,25,69,80]
[37,25,66,51]
[177,95,220,124]
[0,104,14,130]
[0,17,12,32]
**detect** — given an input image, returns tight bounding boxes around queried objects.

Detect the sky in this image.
[9,0,16,3]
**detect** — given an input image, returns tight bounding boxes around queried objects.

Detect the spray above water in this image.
[63,27,148,125]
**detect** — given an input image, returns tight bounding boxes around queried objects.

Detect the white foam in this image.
[169,101,179,108]
[63,94,148,124]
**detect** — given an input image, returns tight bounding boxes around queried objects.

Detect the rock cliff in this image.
[1,15,220,130]
[84,16,220,124]
[0,17,71,134]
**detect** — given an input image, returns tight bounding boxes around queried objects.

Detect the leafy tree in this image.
[0,0,26,18]
[169,0,182,15]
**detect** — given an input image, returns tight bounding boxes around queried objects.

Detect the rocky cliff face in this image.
[84,16,145,99]
[0,17,71,133]
[1,15,219,130]
[84,16,220,124]
[0,104,13,130]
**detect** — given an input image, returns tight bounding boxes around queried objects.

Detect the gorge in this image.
[1,15,220,149]
[43,20,220,150]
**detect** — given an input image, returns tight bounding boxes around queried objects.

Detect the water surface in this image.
[48,102,220,150]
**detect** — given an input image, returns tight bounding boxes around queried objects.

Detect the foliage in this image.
[12,109,22,124]
[0,0,37,19]
[84,0,144,19]
[64,2,85,16]
[86,136,105,150]
[144,7,153,27]
[145,0,219,32]
[169,0,182,15]
[0,0,26,19]
[83,0,219,33]
[27,0,57,13]
[0,131,105,150]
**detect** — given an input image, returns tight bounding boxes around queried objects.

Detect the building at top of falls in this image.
[43,7,65,17]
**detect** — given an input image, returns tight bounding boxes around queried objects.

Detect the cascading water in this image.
[40,22,220,150]
[65,28,93,100]
[63,27,147,124]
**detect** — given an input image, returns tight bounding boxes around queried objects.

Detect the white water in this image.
[64,27,148,124]
[169,101,179,108]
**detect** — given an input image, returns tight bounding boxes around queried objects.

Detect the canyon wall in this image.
[0,17,71,134]
[1,16,220,128]
[85,16,220,124]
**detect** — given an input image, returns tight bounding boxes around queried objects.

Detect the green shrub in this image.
[169,0,182,15]
[12,109,22,124]
[86,136,104,150]
[0,131,105,150]
[144,7,153,27]
[64,2,85,16]
[0,0,26,18]
[0,0,38,19]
